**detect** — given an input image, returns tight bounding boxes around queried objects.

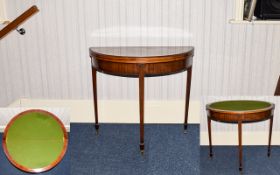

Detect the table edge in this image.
[206,101,275,114]
[89,46,194,64]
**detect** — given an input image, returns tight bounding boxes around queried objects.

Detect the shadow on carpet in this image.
[71,124,199,175]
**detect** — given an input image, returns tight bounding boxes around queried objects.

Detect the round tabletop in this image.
[89,46,194,77]
[206,100,275,123]
[2,109,68,173]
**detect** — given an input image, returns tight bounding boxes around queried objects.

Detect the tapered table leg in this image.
[139,65,145,154]
[268,116,274,157]
[91,62,99,134]
[184,67,192,133]
[238,121,242,171]
[207,117,213,157]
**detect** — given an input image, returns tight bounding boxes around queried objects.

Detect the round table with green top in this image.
[2,109,68,173]
[206,100,275,171]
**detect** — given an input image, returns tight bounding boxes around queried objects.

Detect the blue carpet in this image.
[0,133,70,175]
[71,123,199,175]
[200,146,280,175]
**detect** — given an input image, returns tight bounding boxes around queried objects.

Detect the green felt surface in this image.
[209,100,271,111]
[5,112,64,169]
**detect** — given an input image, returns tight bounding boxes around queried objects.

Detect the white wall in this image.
[0,0,280,106]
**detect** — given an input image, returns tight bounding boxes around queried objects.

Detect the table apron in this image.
[92,57,193,77]
[207,109,273,123]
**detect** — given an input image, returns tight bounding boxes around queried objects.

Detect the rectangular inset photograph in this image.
[200,95,280,174]
[0,106,70,174]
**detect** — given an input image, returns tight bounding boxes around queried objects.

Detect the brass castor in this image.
[95,124,99,135]
[140,143,144,155]
[267,149,271,157]
[184,124,188,134]
[239,166,242,171]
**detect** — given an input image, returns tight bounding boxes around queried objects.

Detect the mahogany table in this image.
[89,46,194,153]
[206,100,275,171]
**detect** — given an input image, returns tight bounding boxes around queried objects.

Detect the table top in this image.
[90,46,194,57]
[209,100,272,111]
[3,110,68,173]
[207,100,274,113]
[206,100,275,123]
[89,46,194,63]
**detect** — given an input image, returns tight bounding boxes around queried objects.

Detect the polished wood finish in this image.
[2,109,68,173]
[0,6,39,40]
[206,107,274,123]
[90,46,194,153]
[275,76,280,96]
[89,46,194,61]
[268,117,273,156]
[207,116,213,157]
[206,101,275,171]
[90,46,193,77]
[238,121,242,171]
[91,65,99,133]
[184,67,192,131]
[139,65,145,153]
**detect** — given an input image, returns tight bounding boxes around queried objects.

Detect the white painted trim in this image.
[0,105,71,133]
[232,0,280,25]
[8,99,200,124]
[235,0,245,20]
[229,19,280,24]
[201,131,280,146]
[0,0,8,23]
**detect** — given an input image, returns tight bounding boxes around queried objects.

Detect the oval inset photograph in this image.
[2,109,68,173]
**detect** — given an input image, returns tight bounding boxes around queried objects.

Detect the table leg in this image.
[184,67,192,133]
[91,66,99,134]
[207,117,213,157]
[238,121,242,171]
[268,116,274,157]
[139,65,145,154]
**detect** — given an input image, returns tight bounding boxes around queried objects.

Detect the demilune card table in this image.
[206,100,275,171]
[89,46,194,154]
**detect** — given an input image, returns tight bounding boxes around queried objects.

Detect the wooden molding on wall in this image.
[275,76,280,96]
[0,5,39,40]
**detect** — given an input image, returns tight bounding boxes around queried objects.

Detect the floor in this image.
[1,124,279,175]
[71,123,199,175]
[0,133,70,175]
[200,146,280,175]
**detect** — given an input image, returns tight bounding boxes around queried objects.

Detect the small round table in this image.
[206,100,275,171]
[89,46,194,153]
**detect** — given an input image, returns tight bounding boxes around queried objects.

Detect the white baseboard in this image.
[0,105,70,132]
[200,131,280,146]
[8,99,201,124]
